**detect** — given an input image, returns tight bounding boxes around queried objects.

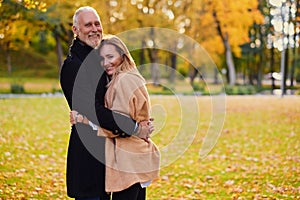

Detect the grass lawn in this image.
[0,78,61,94]
[0,77,224,95]
[0,96,299,199]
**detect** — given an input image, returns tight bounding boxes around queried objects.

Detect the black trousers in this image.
[111,183,146,200]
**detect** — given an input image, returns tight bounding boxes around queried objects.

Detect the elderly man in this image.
[60,6,153,200]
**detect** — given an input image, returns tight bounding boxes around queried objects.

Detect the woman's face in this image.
[100,44,123,76]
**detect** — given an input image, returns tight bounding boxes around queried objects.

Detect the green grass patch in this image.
[0,96,299,199]
[0,77,61,94]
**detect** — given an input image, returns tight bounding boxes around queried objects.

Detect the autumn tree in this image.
[196,0,263,85]
[34,1,78,69]
[92,0,177,85]
[0,0,46,75]
[1,0,269,87]
[267,0,300,95]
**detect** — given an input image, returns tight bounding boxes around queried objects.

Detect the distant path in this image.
[0,93,63,99]
[0,92,299,99]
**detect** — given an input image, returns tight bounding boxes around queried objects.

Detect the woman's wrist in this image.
[75,113,89,125]
[82,115,89,124]
[76,113,84,123]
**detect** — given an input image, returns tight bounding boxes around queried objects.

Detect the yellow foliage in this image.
[6,0,48,12]
[192,0,263,58]
[0,0,265,72]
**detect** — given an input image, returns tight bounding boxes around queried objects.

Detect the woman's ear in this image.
[122,54,126,62]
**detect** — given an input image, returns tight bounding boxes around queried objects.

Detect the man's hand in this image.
[136,118,154,143]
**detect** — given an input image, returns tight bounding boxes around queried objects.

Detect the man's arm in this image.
[94,74,138,137]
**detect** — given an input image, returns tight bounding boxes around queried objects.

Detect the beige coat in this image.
[97,69,160,192]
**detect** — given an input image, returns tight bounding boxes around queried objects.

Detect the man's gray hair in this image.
[73,6,100,28]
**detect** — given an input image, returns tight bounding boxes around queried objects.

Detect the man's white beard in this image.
[87,38,100,48]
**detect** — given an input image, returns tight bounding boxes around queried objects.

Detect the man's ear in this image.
[72,26,78,37]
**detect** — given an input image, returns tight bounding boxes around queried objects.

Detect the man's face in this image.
[73,11,103,48]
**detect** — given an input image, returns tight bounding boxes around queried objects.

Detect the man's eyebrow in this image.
[84,21,101,26]
[84,22,92,26]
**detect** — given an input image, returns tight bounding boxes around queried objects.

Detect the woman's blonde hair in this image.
[98,34,136,79]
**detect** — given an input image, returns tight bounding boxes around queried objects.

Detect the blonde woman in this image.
[71,35,160,200]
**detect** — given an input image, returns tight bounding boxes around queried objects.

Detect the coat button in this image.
[115,130,118,133]
[121,133,125,137]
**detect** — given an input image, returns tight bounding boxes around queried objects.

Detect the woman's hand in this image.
[70,110,86,125]
[137,118,154,143]
[139,118,154,126]
[70,110,78,125]
[139,118,154,133]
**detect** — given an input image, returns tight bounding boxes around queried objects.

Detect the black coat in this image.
[60,38,136,198]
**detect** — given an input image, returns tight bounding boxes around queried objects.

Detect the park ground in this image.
[0,95,299,199]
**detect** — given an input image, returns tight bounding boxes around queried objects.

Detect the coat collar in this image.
[69,37,94,62]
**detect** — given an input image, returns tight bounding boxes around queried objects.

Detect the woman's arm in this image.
[70,110,89,125]
[70,110,120,138]
[112,72,153,142]
[94,74,138,137]
[70,74,153,140]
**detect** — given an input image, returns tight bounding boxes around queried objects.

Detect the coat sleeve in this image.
[129,84,150,123]
[115,73,151,123]
[95,74,137,137]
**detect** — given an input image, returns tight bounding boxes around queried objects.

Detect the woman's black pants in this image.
[112,183,146,200]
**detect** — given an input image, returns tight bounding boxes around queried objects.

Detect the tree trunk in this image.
[148,48,160,86]
[6,41,12,76]
[270,46,275,93]
[148,28,160,86]
[213,10,236,85]
[189,66,198,85]
[214,67,219,84]
[290,0,300,87]
[257,25,264,89]
[169,45,177,84]
[147,48,160,86]
[257,52,263,88]
[223,36,236,85]
[284,47,289,92]
[139,39,146,73]
[55,33,63,70]
[151,62,160,86]
[290,45,296,87]
[248,50,254,85]
[280,48,286,96]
